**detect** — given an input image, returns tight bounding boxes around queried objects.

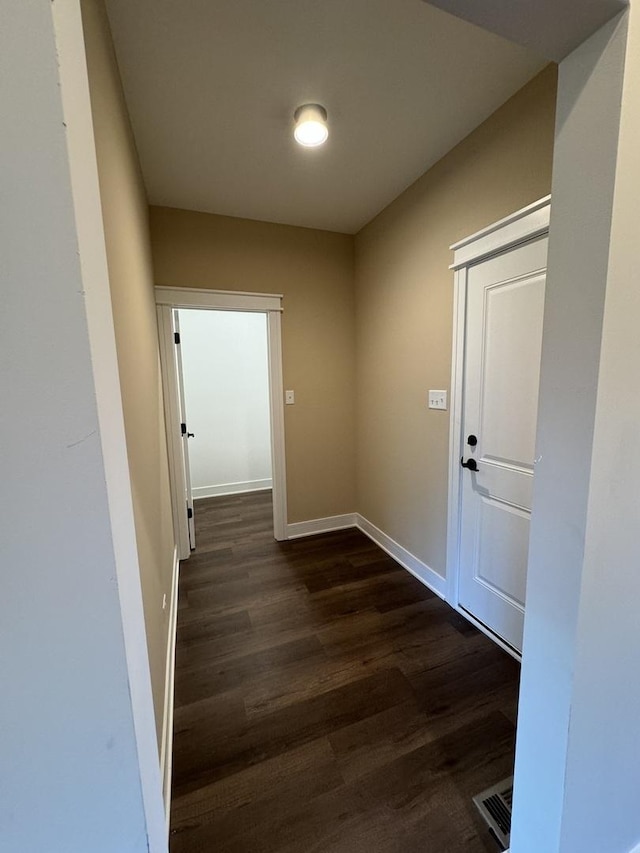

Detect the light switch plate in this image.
[285,390,295,405]
[428,390,447,410]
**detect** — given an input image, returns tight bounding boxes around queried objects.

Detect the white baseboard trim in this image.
[160,545,180,836]
[356,514,446,600]
[192,478,272,499]
[286,513,358,539]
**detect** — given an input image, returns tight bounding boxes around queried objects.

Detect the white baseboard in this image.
[160,545,180,836]
[192,478,272,499]
[286,513,358,539]
[356,514,446,599]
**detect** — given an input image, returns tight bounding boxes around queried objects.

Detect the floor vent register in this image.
[473,776,513,851]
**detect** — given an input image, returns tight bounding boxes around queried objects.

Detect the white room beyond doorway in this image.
[177,309,273,501]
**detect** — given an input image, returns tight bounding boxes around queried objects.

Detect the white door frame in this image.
[156,287,287,558]
[445,196,551,658]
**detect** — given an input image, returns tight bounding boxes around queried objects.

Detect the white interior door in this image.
[458,235,547,652]
[172,310,196,550]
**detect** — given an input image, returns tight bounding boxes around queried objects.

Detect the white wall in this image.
[178,310,272,497]
[558,4,640,850]
[512,10,640,853]
[0,1,164,850]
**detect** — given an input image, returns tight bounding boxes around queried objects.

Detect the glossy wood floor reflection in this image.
[170,491,520,853]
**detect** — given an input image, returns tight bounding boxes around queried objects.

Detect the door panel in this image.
[480,275,545,467]
[476,497,529,607]
[458,235,547,652]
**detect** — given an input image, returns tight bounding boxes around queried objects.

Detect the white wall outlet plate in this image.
[428,390,448,410]
[285,390,295,405]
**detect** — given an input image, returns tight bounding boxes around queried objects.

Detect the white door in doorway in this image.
[172,310,196,550]
[458,234,547,652]
[156,287,288,556]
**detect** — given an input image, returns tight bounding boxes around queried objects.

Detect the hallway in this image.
[170,492,519,852]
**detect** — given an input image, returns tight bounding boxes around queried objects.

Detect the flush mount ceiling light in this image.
[293,104,328,148]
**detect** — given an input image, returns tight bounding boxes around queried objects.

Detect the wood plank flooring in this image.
[170,491,520,852]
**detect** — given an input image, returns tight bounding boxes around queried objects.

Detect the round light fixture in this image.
[294,104,328,147]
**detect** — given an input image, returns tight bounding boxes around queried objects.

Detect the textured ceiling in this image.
[105,0,546,234]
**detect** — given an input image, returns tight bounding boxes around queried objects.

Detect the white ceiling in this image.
[105,0,546,234]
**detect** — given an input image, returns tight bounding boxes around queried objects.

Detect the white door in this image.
[173,310,196,550]
[458,235,547,652]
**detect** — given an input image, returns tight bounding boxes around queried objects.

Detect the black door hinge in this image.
[187,507,193,519]
[181,422,187,436]
[174,332,181,344]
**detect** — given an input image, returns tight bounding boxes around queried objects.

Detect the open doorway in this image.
[156,287,287,559]
[177,308,273,540]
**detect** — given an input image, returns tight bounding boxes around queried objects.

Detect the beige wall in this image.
[149,210,356,522]
[355,65,558,577]
[81,0,175,744]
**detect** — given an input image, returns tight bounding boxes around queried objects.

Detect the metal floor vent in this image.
[473,776,513,851]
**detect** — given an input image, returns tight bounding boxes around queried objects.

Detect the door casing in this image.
[156,287,287,559]
[445,196,551,659]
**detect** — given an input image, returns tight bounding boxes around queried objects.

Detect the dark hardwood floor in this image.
[170,491,520,852]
